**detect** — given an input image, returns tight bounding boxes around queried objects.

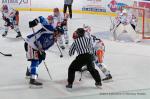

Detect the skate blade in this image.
[66,88,72,92]
[2,36,6,38]
[96,85,102,89]
[29,84,43,89]
[16,36,22,39]
[25,76,30,79]
[102,79,113,83]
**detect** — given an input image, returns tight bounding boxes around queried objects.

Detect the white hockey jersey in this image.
[53,13,64,28]
[114,12,137,26]
[85,32,105,51]
[2,8,17,20]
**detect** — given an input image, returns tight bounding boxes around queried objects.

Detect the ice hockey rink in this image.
[0,11,150,99]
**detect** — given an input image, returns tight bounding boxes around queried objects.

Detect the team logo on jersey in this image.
[37,33,54,50]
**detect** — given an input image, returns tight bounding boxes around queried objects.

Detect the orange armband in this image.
[15,11,19,25]
[96,49,104,63]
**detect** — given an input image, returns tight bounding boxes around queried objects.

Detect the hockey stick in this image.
[56,41,63,58]
[111,26,118,41]
[105,12,118,41]
[109,17,117,40]
[43,61,53,80]
[79,66,88,81]
[79,71,83,81]
[31,28,53,80]
[0,52,12,56]
[109,16,113,29]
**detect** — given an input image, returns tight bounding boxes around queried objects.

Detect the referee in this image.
[66,28,102,88]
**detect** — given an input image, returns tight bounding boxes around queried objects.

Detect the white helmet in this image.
[83,24,91,33]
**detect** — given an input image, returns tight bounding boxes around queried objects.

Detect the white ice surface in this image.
[0,12,150,99]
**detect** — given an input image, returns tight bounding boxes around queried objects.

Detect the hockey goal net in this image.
[121,6,150,39]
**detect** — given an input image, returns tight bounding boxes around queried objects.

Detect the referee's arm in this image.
[69,42,76,56]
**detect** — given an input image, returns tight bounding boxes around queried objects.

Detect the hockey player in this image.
[91,35,112,81]
[78,25,112,81]
[25,15,60,87]
[111,9,140,42]
[1,5,22,38]
[53,8,69,49]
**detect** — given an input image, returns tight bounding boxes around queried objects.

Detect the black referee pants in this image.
[63,4,72,18]
[67,53,101,85]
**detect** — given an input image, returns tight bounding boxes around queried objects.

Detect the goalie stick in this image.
[110,25,118,41]
[107,14,118,41]
[0,52,12,56]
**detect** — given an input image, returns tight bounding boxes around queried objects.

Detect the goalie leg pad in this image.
[125,24,140,42]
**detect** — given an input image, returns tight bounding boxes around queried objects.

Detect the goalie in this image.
[111,9,140,42]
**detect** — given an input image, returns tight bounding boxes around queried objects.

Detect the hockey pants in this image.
[67,53,101,85]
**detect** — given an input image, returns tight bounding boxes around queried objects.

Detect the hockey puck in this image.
[60,55,63,57]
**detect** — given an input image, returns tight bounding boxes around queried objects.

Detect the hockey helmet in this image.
[2,5,8,12]
[47,15,53,24]
[53,8,59,12]
[47,15,53,20]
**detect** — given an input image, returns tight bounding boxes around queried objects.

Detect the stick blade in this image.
[4,54,12,56]
[0,52,12,56]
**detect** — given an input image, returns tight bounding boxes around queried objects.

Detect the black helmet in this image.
[76,28,85,37]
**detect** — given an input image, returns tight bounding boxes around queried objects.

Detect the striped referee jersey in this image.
[69,36,94,56]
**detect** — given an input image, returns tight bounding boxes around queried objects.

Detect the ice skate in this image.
[102,74,113,83]
[29,79,43,88]
[2,32,7,37]
[95,82,102,89]
[66,84,72,91]
[16,32,22,38]
[25,68,30,79]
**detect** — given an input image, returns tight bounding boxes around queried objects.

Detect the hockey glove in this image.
[55,26,64,34]
[29,19,39,28]
[61,19,67,26]
[40,51,46,60]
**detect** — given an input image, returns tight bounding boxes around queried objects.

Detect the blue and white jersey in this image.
[26,16,55,51]
[38,16,55,32]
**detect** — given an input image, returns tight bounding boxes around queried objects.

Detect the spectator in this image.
[63,0,73,19]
